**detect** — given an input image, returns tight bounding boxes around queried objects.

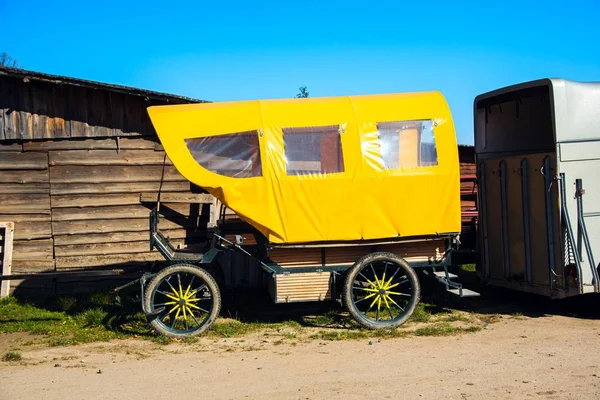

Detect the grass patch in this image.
[2,352,22,362]
[460,264,476,272]
[310,330,368,341]
[415,323,457,336]
[410,303,432,323]
[0,294,150,347]
[76,308,108,327]
[414,323,482,337]
[309,327,412,341]
[207,321,265,338]
[0,292,491,347]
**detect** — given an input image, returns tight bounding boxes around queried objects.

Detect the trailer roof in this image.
[475,78,600,144]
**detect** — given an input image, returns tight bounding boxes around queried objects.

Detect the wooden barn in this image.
[0,66,216,295]
[0,65,477,296]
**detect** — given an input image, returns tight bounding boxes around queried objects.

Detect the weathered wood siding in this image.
[0,71,195,141]
[458,146,477,253]
[0,68,209,295]
[0,137,210,294]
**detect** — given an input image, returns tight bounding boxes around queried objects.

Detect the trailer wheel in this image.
[143,264,221,338]
[343,252,420,329]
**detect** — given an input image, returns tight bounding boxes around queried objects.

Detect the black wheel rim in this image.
[350,260,415,326]
[149,271,215,335]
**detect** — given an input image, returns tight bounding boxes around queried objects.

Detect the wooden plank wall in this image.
[459,146,477,252]
[0,137,210,295]
[0,76,166,141]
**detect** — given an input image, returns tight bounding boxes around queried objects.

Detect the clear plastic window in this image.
[376,120,438,169]
[185,130,262,178]
[283,125,345,175]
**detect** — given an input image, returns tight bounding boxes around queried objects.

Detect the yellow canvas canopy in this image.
[147,92,461,244]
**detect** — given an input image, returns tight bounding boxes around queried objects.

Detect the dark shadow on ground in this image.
[7,269,600,338]
[217,270,600,327]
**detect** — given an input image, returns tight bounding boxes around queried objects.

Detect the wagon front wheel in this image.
[343,252,420,329]
[143,264,221,338]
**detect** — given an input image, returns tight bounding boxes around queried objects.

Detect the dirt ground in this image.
[1,311,599,399]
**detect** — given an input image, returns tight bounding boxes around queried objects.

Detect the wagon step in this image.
[447,288,480,297]
[433,271,458,279]
[425,268,480,298]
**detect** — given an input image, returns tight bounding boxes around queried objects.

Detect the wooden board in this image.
[12,239,54,261]
[460,163,476,174]
[324,246,371,266]
[55,252,164,269]
[0,194,51,214]
[12,221,52,240]
[0,183,50,194]
[0,213,51,223]
[50,181,194,195]
[54,241,152,257]
[139,192,213,203]
[269,248,322,268]
[52,217,199,235]
[23,137,159,151]
[0,143,24,152]
[49,150,172,166]
[51,193,143,208]
[378,240,446,262]
[51,203,196,221]
[269,239,447,269]
[0,152,48,170]
[53,228,202,246]
[0,169,48,184]
[1,222,15,297]
[10,260,55,273]
[49,165,186,183]
[269,272,332,303]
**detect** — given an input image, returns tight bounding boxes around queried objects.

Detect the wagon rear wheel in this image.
[143,264,221,338]
[343,252,420,329]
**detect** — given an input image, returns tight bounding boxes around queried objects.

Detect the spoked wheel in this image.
[143,264,221,338]
[343,252,420,329]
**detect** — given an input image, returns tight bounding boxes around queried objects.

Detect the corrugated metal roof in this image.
[0,66,206,104]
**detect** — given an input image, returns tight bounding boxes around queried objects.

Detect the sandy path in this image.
[1,315,600,400]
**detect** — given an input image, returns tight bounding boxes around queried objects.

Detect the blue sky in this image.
[2,0,599,144]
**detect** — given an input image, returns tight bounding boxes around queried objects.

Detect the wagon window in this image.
[376,120,438,169]
[185,130,262,178]
[283,125,345,175]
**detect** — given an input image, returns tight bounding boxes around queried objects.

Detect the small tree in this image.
[0,53,19,68]
[296,86,309,98]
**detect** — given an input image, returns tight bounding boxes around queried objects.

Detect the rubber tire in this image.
[342,252,421,330]
[143,264,221,338]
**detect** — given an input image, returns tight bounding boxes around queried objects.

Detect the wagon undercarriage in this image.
[131,205,478,337]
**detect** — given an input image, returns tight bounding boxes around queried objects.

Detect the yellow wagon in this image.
[140,91,471,337]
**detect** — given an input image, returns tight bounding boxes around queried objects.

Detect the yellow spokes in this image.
[187,303,205,311]
[164,292,179,301]
[183,283,192,299]
[361,287,380,293]
[385,295,404,311]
